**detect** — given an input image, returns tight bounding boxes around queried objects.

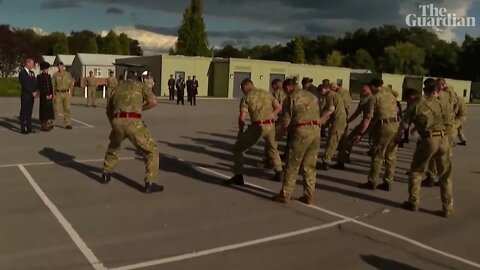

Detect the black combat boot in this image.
[331,162,345,170]
[318,162,329,171]
[457,141,467,146]
[225,174,245,186]
[359,182,376,190]
[377,182,392,192]
[144,182,165,194]
[402,201,419,212]
[273,171,283,182]
[101,173,112,184]
[421,176,435,187]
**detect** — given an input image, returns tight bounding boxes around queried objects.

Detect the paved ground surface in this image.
[0,97,479,270]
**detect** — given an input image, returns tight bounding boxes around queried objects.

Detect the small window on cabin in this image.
[464,89,467,97]
[337,79,343,86]
[94,68,102,77]
[388,84,393,89]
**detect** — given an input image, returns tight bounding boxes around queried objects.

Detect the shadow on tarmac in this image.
[0,116,41,133]
[38,147,145,193]
[360,254,421,270]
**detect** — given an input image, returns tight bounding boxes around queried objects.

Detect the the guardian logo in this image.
[406,4,476,28]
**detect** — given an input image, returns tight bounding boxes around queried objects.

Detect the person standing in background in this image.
[52,62,74,129]
[186,76,193,104]
[106,71,118,99]
[144,72,155,93]
[168,75,176,101]
[37,61,55,132]
[86,71,97,107]
[191,75,199,106]
[18,58,37,134]
[176,75,186,105]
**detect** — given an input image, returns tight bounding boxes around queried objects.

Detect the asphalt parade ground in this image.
[0,97,479,270]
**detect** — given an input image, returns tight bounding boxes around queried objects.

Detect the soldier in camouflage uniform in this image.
[101,72,163,194]
[272,79,320,205]
[333,83,373,169]
[397,79,454,218]
[106,71,118,99]
[51,62,74,129]
[331,83,352,117]
[423,78,464,187]
[264,79,287,168]
[226,79,283,185]
[359,79,399,191]
[86,71,97,107]
[318,84,346,170]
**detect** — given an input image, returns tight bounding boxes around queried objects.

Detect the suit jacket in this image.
[19,68,36,98]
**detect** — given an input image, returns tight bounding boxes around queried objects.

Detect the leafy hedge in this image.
[0,77,20,97]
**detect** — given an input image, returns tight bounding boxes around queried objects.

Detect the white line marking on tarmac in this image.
[58,113,94,128]
[0,157,137,168]
[195,166,480,269]
[110,219,351,270]
[17,165,107,270]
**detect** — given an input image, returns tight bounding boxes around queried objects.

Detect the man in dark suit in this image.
[18,58,37,134]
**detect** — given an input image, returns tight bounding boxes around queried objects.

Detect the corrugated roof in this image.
[76,53,134,66]
[42,55,56,65]
[56,55,75,65]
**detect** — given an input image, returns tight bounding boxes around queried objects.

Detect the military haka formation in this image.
[19,57,468,217]
[225,77,467,218]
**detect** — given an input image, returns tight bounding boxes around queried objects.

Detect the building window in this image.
[94,68,102,77]
[464,89,467,97]
[388,84,393,89]
[337,79,343,86]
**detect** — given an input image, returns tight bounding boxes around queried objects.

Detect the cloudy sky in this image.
[0,0,479,55]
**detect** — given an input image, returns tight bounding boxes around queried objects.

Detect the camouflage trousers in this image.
[337,125,362,163]
[368,122,399,184]
[322,118,346,164]
[54,91,71,126]
[408,136,453,211]
[281,126,320,199]
[264,122,285,166]
[87,87,96,106]
[233,124,282,175]
[103,119,159,183]
[107,88,115,100]
[457,125,466,141]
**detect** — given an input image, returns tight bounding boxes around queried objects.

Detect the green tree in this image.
[350,49,375,70]
[100,30,122,54]
[175,0,209,56]
[129,38,143,56]
[459,35,480,81]
[68,30,96,54]
[325,50,344,67]
[84,37,98,53]
[118,33,130,55]
[50,32,69,54]
[292,37,306,63]
[382,42,426,76]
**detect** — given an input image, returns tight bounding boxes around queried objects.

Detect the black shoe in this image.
[402,138,410,144]
[318,163,329,171]
[398,142,404,148]
[421,176,435,187]
[457,141,467,146]
[101,173,112,184]
[65,126,73,130]
[402,201,419,212]
[280,153,287,161]
[21,130,29,135]
[377,182,392,192]
[331,162,345,170]
[144,182,165,193]
[92,105,97,108]
[273,171,283,182]
[225,175,245,186]
[359,182,376,190]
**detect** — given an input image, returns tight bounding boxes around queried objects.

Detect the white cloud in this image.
[31,27,49,36]
[101,26,177,55]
